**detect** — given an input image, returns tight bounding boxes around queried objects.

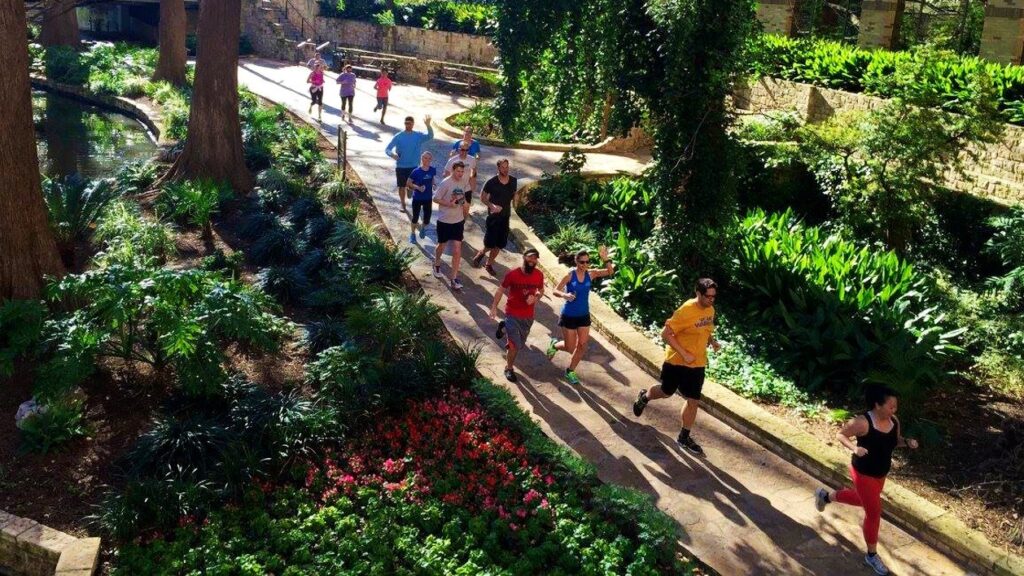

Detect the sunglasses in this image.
[577,259,590,265]
[701,293,717,300]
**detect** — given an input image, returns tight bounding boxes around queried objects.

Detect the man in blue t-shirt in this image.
[385,115,433,213]
[449,125,481,158]
[407,151,437,243]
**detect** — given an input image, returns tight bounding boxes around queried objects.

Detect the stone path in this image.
[238,57,968,576]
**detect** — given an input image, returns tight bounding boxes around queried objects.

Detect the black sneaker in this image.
[678,434,705,456]
[504,368,517,383]
[632,389,648,417]
[495,319,506,340]
[471,252,485,268]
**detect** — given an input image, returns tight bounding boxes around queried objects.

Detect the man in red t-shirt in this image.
[489,248,546,382]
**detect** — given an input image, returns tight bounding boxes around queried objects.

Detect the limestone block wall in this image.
[0,511,100,576]
[733,76,1024,205]
[979,1,1024,65]
[756,0,797,35]
[858,0,905,49]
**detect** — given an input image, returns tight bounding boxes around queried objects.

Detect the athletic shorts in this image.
[436,220,465,244]
[411,198,432,226]
[396,166,415,188]
[659,363,705,400]
[505,315,534,352]
[558,314,591,330]
[309,86,323,105]
[376,96,389,109]
[483,218,511,249]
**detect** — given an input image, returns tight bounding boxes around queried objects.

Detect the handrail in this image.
[280,0,324,45]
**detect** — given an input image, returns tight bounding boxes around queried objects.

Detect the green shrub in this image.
[40,265,289,398]
[986,206,1024,309]
[344,290,441,361]
[733,209,964,405]
[0,300,46,378]
[44,46,88,85]
[93,201,177,268]
[112,160,160,195]
[747,34,1024,124]
[42,175,121,262]
[449,102,501,139]
[145,81,191,140]
[19,397,88,454]
[256,267,312,305]
[199,249,245,278]
[301,317,348,354]
[599,225,680,326]
[547,220,597,257]
[577,175,656,238]
[155,179,233,237]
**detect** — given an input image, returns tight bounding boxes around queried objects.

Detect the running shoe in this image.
[485,264,497,276]
[472,252,485,268]
[504,368,517,383]
[409,232,416,243]
[678,434,705,456]
[814,487,829,512]
[545,338,558,359]
[565,370,581,385]
[632,389,648,417]
[864,554,889,575]
[451,278,463,291]
[418,226,427,239]
[433,264,445,279]
[495,319,506,340]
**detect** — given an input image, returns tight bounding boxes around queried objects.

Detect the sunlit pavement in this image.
[239,57,968,576]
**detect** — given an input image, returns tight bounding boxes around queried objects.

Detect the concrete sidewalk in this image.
[239,57,968,576]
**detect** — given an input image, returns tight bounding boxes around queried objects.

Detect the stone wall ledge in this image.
[0,511,99,576]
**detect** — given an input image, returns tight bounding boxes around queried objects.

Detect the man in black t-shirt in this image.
[472,158,518,276]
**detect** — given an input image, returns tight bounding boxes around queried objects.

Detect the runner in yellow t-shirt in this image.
[632,278,721,456]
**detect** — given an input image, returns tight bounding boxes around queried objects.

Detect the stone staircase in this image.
[243,0,312,63]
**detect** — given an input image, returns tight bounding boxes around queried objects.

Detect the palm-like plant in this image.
[42,174,121,266]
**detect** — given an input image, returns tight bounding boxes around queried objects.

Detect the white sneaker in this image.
[432,264,445,279]
[864,554,889,575]
[814,487,828,512]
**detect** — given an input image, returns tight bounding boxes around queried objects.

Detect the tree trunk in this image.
[153,0,188,87]
[39,0,80,49]
[160,0,252,193]
[0,0,65,299]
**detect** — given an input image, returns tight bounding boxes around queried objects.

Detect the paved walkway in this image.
[238,57,968,576]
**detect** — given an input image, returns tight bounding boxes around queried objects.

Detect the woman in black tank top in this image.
[812,386,919,576]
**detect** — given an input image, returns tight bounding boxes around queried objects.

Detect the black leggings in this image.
[341,95,353,113]
[411,199,432,226]
[309,86,323,106]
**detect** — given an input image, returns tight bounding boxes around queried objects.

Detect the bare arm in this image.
[662,323,695,365]
[489,286,507,319]
[894,417,919,449]
[552,273,573,300]
[837,416,870,456]
[589,245,616,279]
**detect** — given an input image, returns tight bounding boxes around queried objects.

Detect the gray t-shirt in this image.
[434,176,469,224]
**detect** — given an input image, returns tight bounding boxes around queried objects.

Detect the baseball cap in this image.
[523,248,540,258]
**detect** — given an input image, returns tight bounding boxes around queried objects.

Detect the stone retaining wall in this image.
[0,511,99,576]
[732,76,1024,205]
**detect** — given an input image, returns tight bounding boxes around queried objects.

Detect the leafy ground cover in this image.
[318,0,496,35]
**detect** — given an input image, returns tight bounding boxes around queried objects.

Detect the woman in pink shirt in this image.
[307,62,326,122]
[372,69,393,124]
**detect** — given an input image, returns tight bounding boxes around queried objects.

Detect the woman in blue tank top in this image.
[546,246,615,385]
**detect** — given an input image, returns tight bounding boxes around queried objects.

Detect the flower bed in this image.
[114,387,693,575]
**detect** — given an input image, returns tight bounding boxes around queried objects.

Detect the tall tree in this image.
[38,0,80,48]
[152,0,188,86]
[1,0,65,298]
[160,0,252,192]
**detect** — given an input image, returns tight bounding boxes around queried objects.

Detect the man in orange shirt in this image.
[633,278,721,455]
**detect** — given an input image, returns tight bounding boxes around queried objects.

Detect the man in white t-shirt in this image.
[432,162,472,291]
[444,143,477,200]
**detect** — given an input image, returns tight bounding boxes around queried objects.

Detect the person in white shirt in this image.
[443,143,477,202]
[432,163,472,291]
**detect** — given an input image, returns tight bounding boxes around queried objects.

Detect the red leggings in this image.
[834,465,886,546]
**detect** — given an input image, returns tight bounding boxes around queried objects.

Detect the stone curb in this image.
[436,111,617,153]
[29,75,172,147]
[1,510,100,576]
[507,180,1024,576]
